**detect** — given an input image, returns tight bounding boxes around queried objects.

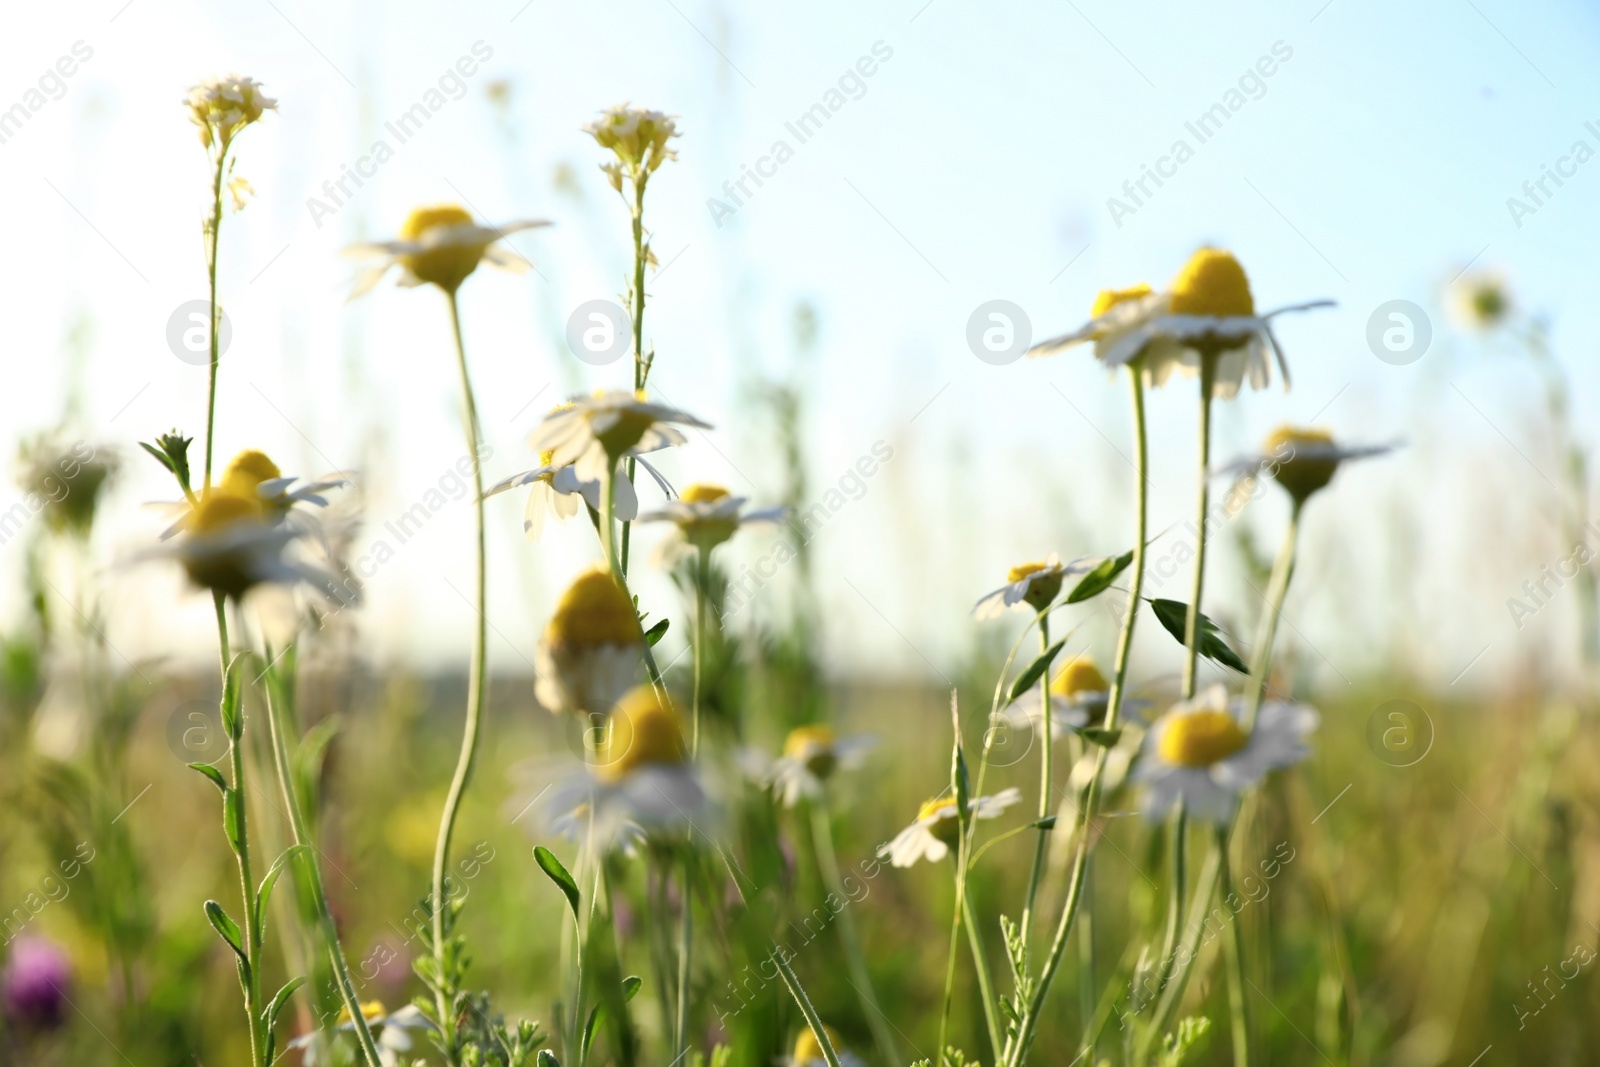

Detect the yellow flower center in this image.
[398,204,487,292]
[538,450,556,468]
[916,796,962,849]
[1007,561,1049,583]
[337,1000,388,1026]
[1050,656,1108,698]
[1006,561,1063,611]
[592,395,658,459]
[1168,248,1255,318]
[189,490,264,534]
[783,724,839,779]
[544,567,641,647]
[1263,425,1339,502]
[220,449,282,501]
[1090,283,1153,318]
[793,1025,846,1064]
[680,483,730,505]
[1158,710,1248,767]
[594,686,687,782]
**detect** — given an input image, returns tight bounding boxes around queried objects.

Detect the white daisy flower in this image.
[288,1000,429,1067]
[1450,270,1511,331]
[1133,685,1317,823]
[1004,654,1135,735]
[527,390,711,484]
[545,686,710,850]
[1218,426,1399,505]
[155,449,346,541]
[783,1024,868,1067]
[345,204,551,297]
[135,489,339,603]
[1029,248,1334,399]
[535,567,645,717]
[184,74,276,151]
[973,554,1100,620]
[637,482,787,564]
[879,787,1023,868]
[760,724,876,808]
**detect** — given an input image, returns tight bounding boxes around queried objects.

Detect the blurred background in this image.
[3,0,1600,1064]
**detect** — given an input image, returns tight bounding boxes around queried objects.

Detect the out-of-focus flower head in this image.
[16,436,116,540]
[973,553,1100,619]
[528,390,709,484]
[1451,270,1512,332]
[785,1024,868,1067]
[344,204,551,297]
[879,787,1022,868]
[583,103,681,190]
[761,724,876,807]
[536,566,644,716]
[637,482,787,562]
[184,74,276,153]
[1,937,70,1030]
[1217,427,1399,506]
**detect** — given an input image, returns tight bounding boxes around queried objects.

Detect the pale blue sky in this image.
[2,0,1597,690]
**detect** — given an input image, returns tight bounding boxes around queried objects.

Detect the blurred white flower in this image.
[880,788,1023,868]
[973,553,1098,619]
[528,390,709,483]
[344,204,550,297]
[184,74,276,152]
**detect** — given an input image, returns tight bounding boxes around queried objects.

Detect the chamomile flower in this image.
[484,450,639,541]
[880,787,1023,868]
[288,1001,429,1067]
[784,1024,868,1067]
[545,686,709,848]
[184,74,276,152]
[535,566,645,717]
[528,390,711,483]
[345,204,551,297]
[1030,248,1333,398]
[1451,270,1511,331]
[638,482,787,562]
[137,488,336,602]
[764,724,876,808]
[973,554,1098,620]
[1220,426,1398,505]
[1005,654,1127,734]
[157,449,346,540]
[1133,685,1317,823]
[583,103,681,190]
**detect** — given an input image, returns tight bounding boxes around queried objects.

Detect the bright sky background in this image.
[4,0,1599,693]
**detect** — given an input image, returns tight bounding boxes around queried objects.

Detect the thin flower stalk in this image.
[1217,823,1252,1067]
[1243,499,1302,729]
[1019,613,1053,942]
[215,595,263,1067]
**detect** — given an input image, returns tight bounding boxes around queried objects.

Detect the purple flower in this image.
[3,938,71,1029]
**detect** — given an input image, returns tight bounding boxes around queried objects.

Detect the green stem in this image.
[1243,500,1301,731]
[1005,367,1149,1067]
[692,546,709,755]
[1217,825,1251,1067]
[1158,805,1188,975]
[620,173,649,576]
[775,950,842,1067]
[1140,842,1224,1060]
[1019,613,1053,941]
[217,593,262,1067]
[1181,357,1215,700]
[260,646,383,1067]
[673,852,693,1059]
[202,147,228,489]
[430,289,490,1064]
[962,882,1005,1064]
[810,802,900,1066]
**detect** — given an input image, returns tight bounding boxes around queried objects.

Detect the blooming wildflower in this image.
[344,204,551,297]
[16,436,116,540]
[637,482,787,561]
[763,724,876,808]
[158,449,346,541]
[785,1024,868,1067]
[1220,426,1398,505]
[288,1001,429,1067]
[973,553,1099,620]
[583,103,680,190]
[1029,248,1333,398]
[546,686,709,848]
[139,487,335,601]
[1,937,70,1030]
[880,787,1023,868]
[527,390,711,484]
[1134,685,1317,823]
[1004,654,1135,735]
[184,74,276,152]
[1451,270,1511,331]
[535,566,644,716]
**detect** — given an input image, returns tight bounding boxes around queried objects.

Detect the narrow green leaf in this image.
[534,846,581,919]
[1033,816,1058,831]
[188,761,227,793]
[221,651,250,741]
[1007,637,1068,704]
[622,975,642,1002]
[263,973,306,1063]
[1081,727,1124,748]
[581,1002,602,1061]
[1148,599,1248,675]
[222,789,245,854]
[1064,549,1134,604]
[204,899,247,963]
[139,440,175,473]
[255,846,305,940]
[643,618,669,647]
[537,1050,562,1067]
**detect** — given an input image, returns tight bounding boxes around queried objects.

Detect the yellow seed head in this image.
[544,568,641,648]
[1090,282,1154,318]
[1006,561,1063,612]
[1169,248,1255,318]
[189,490,263,534]
[398,204,487,292]
[679,483,730,505]
[220,449,282,501]
[181,490,271,597]
[793,1025,846,1064]
[1158,709,1248,767]
[1051,656,1108,698]
[1263,425,1339,502]
[594,686,687,782]
[783,724,839,780]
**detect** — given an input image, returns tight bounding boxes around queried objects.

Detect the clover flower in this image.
[345,204,551,297]
[1,937,70,1030]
